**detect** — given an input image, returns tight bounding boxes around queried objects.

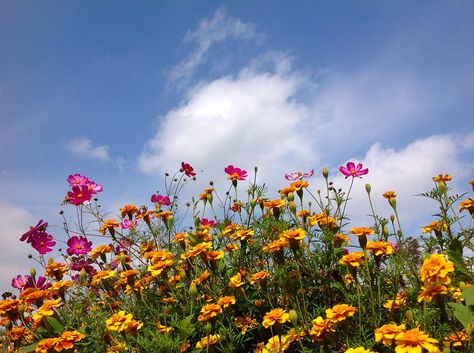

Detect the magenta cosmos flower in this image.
[339,162,369,179]
[31,233,56,255]
[20,219,48,243]
[66,236,93,256]
[67,174,89,186]
[151,193,171,206]
[224,165,248,181]
[181,162,196,177]
[285,169,314,181]
[67,185,93,205]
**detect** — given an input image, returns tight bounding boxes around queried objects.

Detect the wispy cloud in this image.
[168,7,264,88]
[67,138,111,162]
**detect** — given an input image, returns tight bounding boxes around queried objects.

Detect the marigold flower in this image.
[383,191,397,199]
[262,308,290,328]
[181,241,212,259]
[36,298,62,318]
[339,252,366,267]
[375,323,406,345]
[156,321,173,333]
[432,174,452,183]
[90,244,112,259]
[290,180,309,191]
[181,162,196,177]
[250,271,271,284]
[419,253,454,285]
[421,221,448,234]
[459,198,474,214]
[207,250,224,261]
[309,316,335,342]
[196,334,221,349]
[417,283,448,302]
[218,295,236,308]
[325,304,357,323]
[235,316,257,334]
[383,292,407,311]
[262,239,288,253]
[344,348,376,353]
[334,233,350,246]
[350,227,375,237]
[340,162,369,179]
[229,273,245,288]
[198,303,222,322]
[45,262,68,279]
[106,311,133,332]
[366,241,394,257]
[263,335,291,353]
[279,229,305,241]
[443,331,470,349]
[91,270,116,286]
[263,199,286,209]
[232,228,255,242]
[99,219,120,236]
[119,204,138,219]
[394,328,439,353]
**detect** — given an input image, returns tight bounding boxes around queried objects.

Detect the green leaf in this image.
[46,316,64,334]
[447,249,472,279]
[461,285,474,307]
[19,343,37,352]
[448,302,474,328]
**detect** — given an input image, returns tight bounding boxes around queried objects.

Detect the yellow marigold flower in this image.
[232,228,255,242]
[325,304,357,323]
[235,316,257,334]
[309,316,335,342]
[90,244,112,259]
[264,199,286,209]
[250,271,271,284]
[280,186,296,196]
[262,239,288,253]
[99,219,120,235]
[45,262,68,279]
[144,249,174,263]
[196,334,221,349]
[0,299,21,316]
[48,280,73,295]
[91,270,116,286]
[106,311,133,332]
[383,292,407,311]
[193,270,209,285]
[366,241,394,257]
[394,328,439,353]
[344,348,376,353]
[290,180,309,190]
[126,319,143,335]
[339,252,366,267]
[180,241,212,259]
[198,303,222,322]
[156,321,173,333]
[334,233,350,246]
[344,273,355,287]
[262,308,290,328]
[36,337,68,352]
[120,204,138,218]
[218,295,236,308]
[229,272,245,288]
[421,221,448,234]
[222,223,241,236]
[375,323,406,345]
[279,229,305,241]
[443,331,470,349]
[61,330,84,343]
[297,209,310,218]
[350,227,375,237]
[307,212,336,228]
[419,253,454,285]
[37,298,62,317]
[459,198,474,213]
[262,335,291,353]
[432,174,452,183]
[206,250,224,261]
[417,283,448,302]
[383,191,397,199]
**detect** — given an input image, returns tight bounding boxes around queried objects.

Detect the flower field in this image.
[1,162,473,353]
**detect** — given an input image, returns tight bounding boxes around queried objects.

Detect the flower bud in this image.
[405,310,414,322]
[30,267,36,279]
[322,167,329,179]
[389,197,397,209]
[365,183,371,194]
[287,192,295,202]
[189,282,198,301]
[289,309,298,326]
[459,281,466,290]
[204,322,212,335]
[390,215,395,223]
[288,201,297,215]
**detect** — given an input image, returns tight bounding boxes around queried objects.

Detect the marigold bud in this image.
[322,167,329,179]
[288,201,297,215]
[287,192,295,202]
[289,309,298,326]
[204,322,212,334]
[405,309,414,322]
[189,282,198,301]
[365,183,371,194]
[30,267,36,279]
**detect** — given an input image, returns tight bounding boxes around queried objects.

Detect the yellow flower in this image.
[339,252,366,267]
[99,219,120,235]
[375,323,406,345]
[419,254,454,285]
[432,174,451,183]
[309,316,335,342]
[262,308,290,328]
[235,316,257,334]
[180,241,212,259]
[349,227,375,237]
[250,271,271,284]
[417,284,448,303]
[195,334,220,349]
[443,331,470,349]
[229,272,245,288]
[119,204,138,218]
[262,335,291,353]
[344,348,376,353]
[383,292,407,311]
[334,233,350,246]
[366,241,394,257]
[106,311,133,332]
[262,239,289,253]
[290,180,309,191]
[91,270,116,286]
[45,262,68,279]
[156,321,173,333]
[264,199,286,209]
[325,304,357,323]
[90,244,112,259]
[459,198,474,213]
[232,228,255,242]
[218,295,236,308]
[279,229,305,241]
[383,191,397,199]
[198,303,222,322]
[421,221,448,234]
[395,328,439,353]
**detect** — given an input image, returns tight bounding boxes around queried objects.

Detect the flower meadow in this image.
[1,162,474,353]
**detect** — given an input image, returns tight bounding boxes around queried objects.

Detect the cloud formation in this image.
[168,7,264,88]
[67,138,111,162]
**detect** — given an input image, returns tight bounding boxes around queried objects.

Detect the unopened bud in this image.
[204,322,212,334]
[189,282,198,301]
[459,281,466,290]
[289,309,298,326]
[287,192,295,202]
[405,310,414,322]
[365,183,371,194]
[254,166,258,173]
[322,167,329,179]
[30,267,36,279]
[389,197,397,208]
[288,201,297,215]
[390,215,395,223]
[80,268,87,282]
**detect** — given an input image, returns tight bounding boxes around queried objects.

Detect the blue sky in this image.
[1,1,473,292]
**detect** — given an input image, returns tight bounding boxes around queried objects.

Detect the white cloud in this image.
[168,7,264,87]
[67,138,111,162]
[0,202,36,293]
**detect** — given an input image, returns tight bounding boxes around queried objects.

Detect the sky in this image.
[1,1,473,293]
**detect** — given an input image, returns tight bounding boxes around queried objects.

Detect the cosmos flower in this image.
[31,232,56,254]
[67,185,93,206]
[151,194,171,206]
[339,162,369,179]
[285,169,314,181]
[20,219,48,243]
[67,174,89,186]
[181,162,196,177]
[225,165,248,181]
[66,236,93,256]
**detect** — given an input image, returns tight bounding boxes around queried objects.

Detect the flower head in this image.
[262,308,290,328]
[67,185,93,206]
[67,174,89,186]
[66,236,93,256]
[375,323,406,345]
[181,162,196,177]
[20,219,48,243]
[285,169,314,181]
[151,194,171,206]
[225,165,248,181]
[394,328,439,353]
[340,162,369,179]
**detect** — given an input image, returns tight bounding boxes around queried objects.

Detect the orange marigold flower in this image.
[90,244,112,259]
[262,239,288,253]
[207,250,225,261]
[196,334,221,349]
[339,252,366,267]
[383,191,397,199]
[290,180,309,191]
[36,298,62,317]
[45,262,68,278]
[443,331,470,349]
[375,323,406,345]
[309,316,335,342]
[6,326,27,341]
[334,233,350,246]
[232,228,255,242]
[198,303,222,322]
[0,299,21,317]
[459,198,474,213]
[383,292,407,311]
[280,186,296,196]
[180,242,212,259]
[48,280,73,295]
[61,330,84,343]
[350,227,374,237]
[263,335,291,353]
[419,253,454,285]
[422,221,448,234]
[417,283,448,302]
[91,270,116,286]
[264,199,286,209]
[173,232,189,243]
[229,273,245,288]
[126,319,143,335]
[394,328,439,353]
[279,229,305,241]
[366,241,394,257]
[262,308,290,328]
[119,204,138,218]
[432,174,452,183]
[218,295,236,308]
[99,219,120,235]
[235,316,257,334]
[157,321,173,333]
[325,304,357,323]
[250,271,271,284]
[106,311,133,332]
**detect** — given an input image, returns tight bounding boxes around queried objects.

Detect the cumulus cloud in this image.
[67,138,111,162]
[168,7,264,87]
[0,202,36,293]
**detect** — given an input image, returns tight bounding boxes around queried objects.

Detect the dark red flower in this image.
[181,162,196,177]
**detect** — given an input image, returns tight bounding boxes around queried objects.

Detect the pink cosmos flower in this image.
[121,218,137,230]
[86,180,103,194]
[11,275,29,292]
[20,219,48,243]
[31,232,56,254]
[67,174,89,186]
[151,193,171,206]
[224,165,248,181]
[285,169,315,181]
[66,236,93,256]
[67,185,93,205]
[201,218,216,227]
[29,275,51,290]
[181,162,196,177]
[339,162,369,179]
